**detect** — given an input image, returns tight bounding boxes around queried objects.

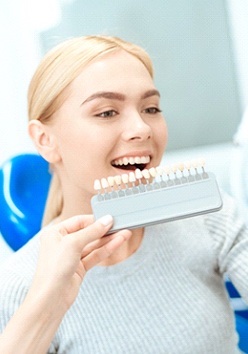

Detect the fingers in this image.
[82,229,132,271]
[67,215,115,248]
[57,215,95,235]
[50,214,132,270]
[81,234,118,258]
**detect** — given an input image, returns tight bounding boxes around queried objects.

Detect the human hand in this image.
[0,215,131,354]
[28,214,131,313]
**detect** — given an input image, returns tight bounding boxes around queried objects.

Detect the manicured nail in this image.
[98,214,113,226]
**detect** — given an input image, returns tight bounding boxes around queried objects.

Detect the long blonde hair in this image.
[28,35,154,226]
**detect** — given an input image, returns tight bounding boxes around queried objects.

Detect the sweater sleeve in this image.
[0,268,29,331]
[205,192,248,304]
[0,262,57,353]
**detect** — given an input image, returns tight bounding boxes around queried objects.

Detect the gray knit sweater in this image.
[0,194,247,353]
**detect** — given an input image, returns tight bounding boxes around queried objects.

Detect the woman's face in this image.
[49,50,168,202]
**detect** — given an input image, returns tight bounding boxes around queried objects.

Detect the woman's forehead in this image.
[69,51,154,96]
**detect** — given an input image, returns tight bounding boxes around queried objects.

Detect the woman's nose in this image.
[122,113,152,141]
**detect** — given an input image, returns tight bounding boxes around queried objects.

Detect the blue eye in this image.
[96,110,118,118]
[144,107,162,114]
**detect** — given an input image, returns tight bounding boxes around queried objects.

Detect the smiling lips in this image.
[111,155,150,170]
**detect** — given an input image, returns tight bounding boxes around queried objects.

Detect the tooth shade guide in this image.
[91,168,222,235]
[129,172,136,183]
[114,175,122,187]
[149,167,156,178]
[142,169,150,181]
[135,169,143,182]
[94,179,105,201]
[121,173,133,195]
[107,176,115,188]
[128,172,139,194]
[94,179,101,192]
[141,169,153,191]
[155,167,167,188]
[105,176,118,198]
[163,166,172,181]
[101,178,108,189]
[121,173,129,184]
[93,159,208,196]
[155,166,163,177]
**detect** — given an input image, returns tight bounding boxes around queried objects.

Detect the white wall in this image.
[0,1,37,165]
[0,0,61,165]
[226,0,248,111]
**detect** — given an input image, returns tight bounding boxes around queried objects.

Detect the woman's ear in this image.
[28,120,61,163]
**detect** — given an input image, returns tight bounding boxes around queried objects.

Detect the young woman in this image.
[0,35,247,353]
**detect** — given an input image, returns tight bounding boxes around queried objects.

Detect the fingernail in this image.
[98,215,113,226]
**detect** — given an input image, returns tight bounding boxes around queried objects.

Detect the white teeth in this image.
[163,166,171,175]
[135,169,143,180]
[114,175,122,186]
[177,163,185,172]
[142,169,150,179]
[156,166,163,176]
[184,160,191,170]
[94,159,207,192]
[141,156,147,163]
[101,178,108,189]
[121,174,129,184]
[107,176,115,187]
[94,179,101,191]
[129,172,136,183]
[149,167,156,178]
[123,157,129,165]
[112,155,150,166]
[134,157,141,164]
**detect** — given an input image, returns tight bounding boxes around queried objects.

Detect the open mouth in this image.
[111,155,150,171]
[112,163,147,171]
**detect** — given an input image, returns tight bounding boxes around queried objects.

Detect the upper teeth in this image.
[113,155,150,166]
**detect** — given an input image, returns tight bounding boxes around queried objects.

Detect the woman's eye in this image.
[144,107,162,114]
[96,110,118,118]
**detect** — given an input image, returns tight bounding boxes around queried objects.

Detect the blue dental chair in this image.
[0,153,51,251]
[225,280,248,352]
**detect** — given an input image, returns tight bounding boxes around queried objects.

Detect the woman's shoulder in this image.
[205,191,246,230]
[203,191,248,260]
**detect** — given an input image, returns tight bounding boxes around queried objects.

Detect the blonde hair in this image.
[28,35,154,226]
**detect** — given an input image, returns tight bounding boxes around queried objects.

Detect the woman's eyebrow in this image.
[82,92,125,105]
[81,89,160,105]
[141,89,160,99]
